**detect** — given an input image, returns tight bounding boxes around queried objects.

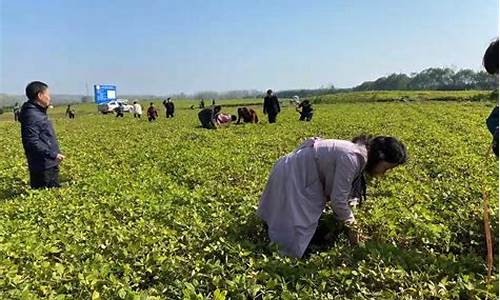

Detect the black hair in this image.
[352,134,408,174]
[25,81,48,101]
[231,115,237,121]
[266,89,272,95]
[150,102,154,106]
[214,105,222,113]
[133,101,137,104]
[350,135,407,206]
[483,39,499,75]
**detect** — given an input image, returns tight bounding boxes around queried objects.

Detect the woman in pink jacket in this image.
[257,135,407,257]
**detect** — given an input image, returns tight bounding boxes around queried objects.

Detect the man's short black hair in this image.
[266,89,273,95]
[483,39,499,75]
[25,81,48,101]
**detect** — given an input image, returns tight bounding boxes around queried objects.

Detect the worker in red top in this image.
[147,103,159,122]
[237,107,259,124]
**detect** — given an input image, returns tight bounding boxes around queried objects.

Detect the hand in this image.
[56,153,65,161]
[347,227,359,246]
[346,225,368,247]
[345,221,361,246]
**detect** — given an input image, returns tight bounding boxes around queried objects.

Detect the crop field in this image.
[0,94,498,299]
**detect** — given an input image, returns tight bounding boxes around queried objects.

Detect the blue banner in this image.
[94,85,117,104]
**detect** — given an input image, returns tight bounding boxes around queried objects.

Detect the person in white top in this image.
[133,101,143,118]
[257,135,408,257]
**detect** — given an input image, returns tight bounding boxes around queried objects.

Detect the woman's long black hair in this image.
[351,134,408,206]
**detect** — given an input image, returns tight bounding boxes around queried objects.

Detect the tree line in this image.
[352,67,498,91]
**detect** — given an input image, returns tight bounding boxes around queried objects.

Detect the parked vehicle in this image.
[97,99,133,114]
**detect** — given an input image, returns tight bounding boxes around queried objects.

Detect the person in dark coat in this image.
[163,98,175,118]
[199,99,205,109]
[19,81,65,189]
[115,102,124,118]
[483,39,498,157]
[263,89,280,124]
[237,107,259,124]
[13,102,20,122]
[66,105,75,119]
[198,105,222,129]
[297,100,313,122]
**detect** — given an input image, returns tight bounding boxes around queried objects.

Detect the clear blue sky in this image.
[0,0,498,95]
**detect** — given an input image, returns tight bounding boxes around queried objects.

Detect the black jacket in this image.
[164,101,175,113]
[19,100,60,172]
[198,107,217,129]
[263,95,280,115]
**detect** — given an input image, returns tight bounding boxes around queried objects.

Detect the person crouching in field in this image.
[257,135,407,258]
[483,39,498,157]
[297,99,313,121]
[147,103,159,122]
[237,107,259,124]
[66,105,75,119]
[133,101,143,118]
[216,113,237,127]
[198,105,222,129]
[20,81,65,189]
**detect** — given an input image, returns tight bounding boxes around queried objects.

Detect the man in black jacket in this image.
[20,81,65,189]
[263,89,280,124]
[163,98,175,118]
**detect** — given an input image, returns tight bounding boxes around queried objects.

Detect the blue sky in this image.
[0,0,498,95]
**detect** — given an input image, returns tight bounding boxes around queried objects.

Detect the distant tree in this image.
[81,96,93,103]
[354,67,497,91]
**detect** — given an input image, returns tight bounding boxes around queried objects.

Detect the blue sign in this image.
[94,85,117,104]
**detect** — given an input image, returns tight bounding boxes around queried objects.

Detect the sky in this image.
[0,0,498,95]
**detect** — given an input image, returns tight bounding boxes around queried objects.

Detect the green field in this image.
[0,93,498,299]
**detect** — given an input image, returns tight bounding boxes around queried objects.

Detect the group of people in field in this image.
[197,89,314,129]
[12,39,498,258]
[113,98,175,122]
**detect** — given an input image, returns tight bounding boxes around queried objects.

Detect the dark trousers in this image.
[14,112,20,122]
[116,112,124,118]
[267,113,278,124]
[134,113,141,118]
[166,111,174,118]
[30,166,60,189]
[299,112,313,122]
[148,116,156,122]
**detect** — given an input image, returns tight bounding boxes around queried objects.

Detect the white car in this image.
[97,99,134,114]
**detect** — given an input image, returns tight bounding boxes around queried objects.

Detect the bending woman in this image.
[257,135,407,257]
